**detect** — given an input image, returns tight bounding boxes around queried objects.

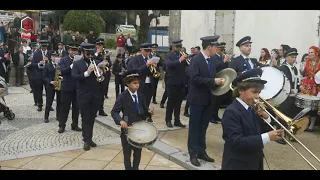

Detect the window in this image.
[0,12,6,16]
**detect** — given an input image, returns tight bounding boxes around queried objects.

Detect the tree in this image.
[133,10,169,45]
[63,10,103,36]
[100,10,126,33]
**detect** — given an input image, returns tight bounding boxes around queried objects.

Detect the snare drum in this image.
[260,67,291,107]
[127,121,158,149]
[295,94,320,110]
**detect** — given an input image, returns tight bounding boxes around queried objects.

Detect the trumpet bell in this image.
[97,76,105,82]
[211,68,237,96]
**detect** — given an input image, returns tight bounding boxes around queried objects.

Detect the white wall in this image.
[234,10,319,62]
[180,10,216,54]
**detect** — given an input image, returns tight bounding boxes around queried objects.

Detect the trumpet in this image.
[150,65,160,78]
[90,58,105,82]
[229,84,320,170]
[179,51,195,65]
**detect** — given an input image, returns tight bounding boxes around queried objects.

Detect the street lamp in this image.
[153,10,161,44]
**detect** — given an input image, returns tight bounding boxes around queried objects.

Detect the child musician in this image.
[221,68,284,170]
[111,69,153,170]
[43,51,62,123]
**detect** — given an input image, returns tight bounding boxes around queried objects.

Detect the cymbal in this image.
[211,68,237,96]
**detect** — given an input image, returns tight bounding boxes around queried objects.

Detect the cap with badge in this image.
[68,43,80,50]
[50,51,58,56]
[172,39,183,46]
[80,43,95,51]
[236,36,252,47]
[58,42,64,45]
[232,68,267,87]
[284,48,298,57]
[151,43,158,48]
[140,43,152,50]
[123,69,141,86]
[217,42,226,49]
[200,35,220,46]
[95,38,104,45]
[31,42,37,47]
[39,40,49,46]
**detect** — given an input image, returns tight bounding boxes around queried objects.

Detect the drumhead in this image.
[127,121,158,144]
[296,94,320,100]
[260,67,285,100]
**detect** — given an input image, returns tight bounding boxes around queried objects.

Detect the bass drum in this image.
[260,67,291,107]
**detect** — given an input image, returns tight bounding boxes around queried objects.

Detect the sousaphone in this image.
[211,68,237,96]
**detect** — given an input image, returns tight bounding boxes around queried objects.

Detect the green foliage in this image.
[104,38,117,49]
[63,10,102,36]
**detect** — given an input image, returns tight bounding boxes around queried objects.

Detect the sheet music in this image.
[55,58,61,65]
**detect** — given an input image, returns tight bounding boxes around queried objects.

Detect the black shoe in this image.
[105,95,109,99]
[210,119,218,124]
[190,157,201,167]
[50,107,54,111]
[58,127,65,133]
[147,118,153,123]
[89,141,97,147]
[215,117,222,122]
[37,107,42,112]
[160,103,164,108]
[83,143,91,151]
[44,119,49,123]
[174,121,186,128]
[152,100,158,104]
[30,90,33,93]
[276,139,286,145]
[71,126,82,131]
[197,154,215,162]
[184,112,190,117]
[166,121,173,128]
[34,103,37,106]
[99,111,108,116]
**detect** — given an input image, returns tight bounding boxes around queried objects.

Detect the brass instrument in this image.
[229,84,320,170]
[90,58,105,82]
[54,64,63,91]
[179,51,196,65]
[150,65,160,78]
[103,53,110,72]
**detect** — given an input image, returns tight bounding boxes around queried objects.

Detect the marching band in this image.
[19,31,320,170]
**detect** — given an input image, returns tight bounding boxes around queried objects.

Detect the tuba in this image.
[54,64,63,91]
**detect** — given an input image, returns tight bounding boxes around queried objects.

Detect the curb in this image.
[95,116,221,170]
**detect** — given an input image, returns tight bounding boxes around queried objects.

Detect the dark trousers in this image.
[184,100,190,114]
[115,75,125,99]
[151,77,159,101]
[120,129,142,170]
[26,69,33,90]
[160,76,168,104]
[80,100,100,143]
[188,104,212,158]
[33,79,45,107]
[165,85,185,122]
[45,87,61,119]
[212,95,221,119]
[59,91,79,128]
[104,75,111,97]
[142,83,152,108]
[15,66,24,86]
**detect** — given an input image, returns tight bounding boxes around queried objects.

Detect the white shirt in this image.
[142,55,151,83]
[23,46,31,54]
[127,38,132,47]
[128,90,139,103]
[201,51,210,64]
[236,98,271,146]
[241,54,254,69]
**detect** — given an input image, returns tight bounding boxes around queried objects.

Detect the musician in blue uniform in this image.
[93,38,105,63]
[164,40,187,128]
[211,42,231,123]
[111,69,153,170]
[43,51,61,123]
[160,45,173,108]
[187,36,223,166]
[72,43,105,151]
[31,40,51,112]
[150,43,162,104]
[228,36,264,75]
[221,68,284,170]
[127,43,156,112]
[56,42,68,57]
[26,42,37,96]
[58,43,81,133]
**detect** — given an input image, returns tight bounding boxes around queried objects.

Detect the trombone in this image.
[90,58,105,82]
[229,84,320,170]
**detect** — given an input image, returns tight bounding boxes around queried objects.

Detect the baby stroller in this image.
[0,76,15,124]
